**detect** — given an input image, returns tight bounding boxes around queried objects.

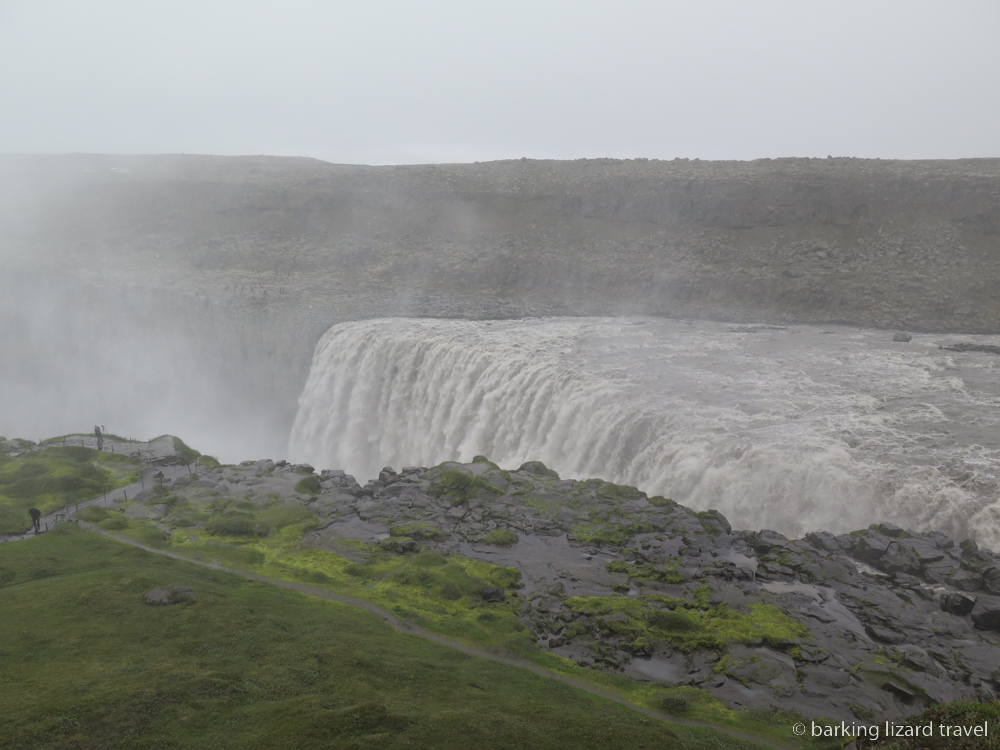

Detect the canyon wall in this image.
[1,153,998,453]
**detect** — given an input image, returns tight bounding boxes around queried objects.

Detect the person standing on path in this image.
[28,508,41,533]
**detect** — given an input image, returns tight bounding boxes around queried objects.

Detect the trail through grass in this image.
[0,525,778,749]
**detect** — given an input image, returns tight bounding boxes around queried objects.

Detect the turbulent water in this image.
[289,317,1000,545]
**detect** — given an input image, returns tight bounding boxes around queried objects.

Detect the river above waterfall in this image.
[289,317,1000,545]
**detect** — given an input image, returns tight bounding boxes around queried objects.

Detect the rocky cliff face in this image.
[314,458,1000,723]
[2,153,998,447]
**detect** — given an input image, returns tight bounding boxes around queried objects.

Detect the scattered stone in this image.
[143,586,197,606]
[892,332,912,342]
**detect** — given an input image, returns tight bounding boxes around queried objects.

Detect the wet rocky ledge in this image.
[127,454,1000,725]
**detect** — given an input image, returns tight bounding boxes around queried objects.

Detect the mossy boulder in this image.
[390,522,444,541]
[483,528,518,547]
[428,469,500,506]
[517,461,559,479]
[295,476,322,495]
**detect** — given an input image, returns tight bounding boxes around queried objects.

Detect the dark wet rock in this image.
[144,585,197,605]
[865,625,907,644]
[961,538,979,555]
[876,545,922,576]
[892,573,922,588]
[697,509,732,535]
[971,596,1000,630]
[796,644,831,663]
[897,645,936,673]
[922,559,961,583]
[854,532,892,561]
[805,530,842,553]
[963,550,997,572]
[882,682,917,703]
[745,529,789,554]
[926,531,955,550]
[892,331,912,342]
[982,567,1000,595]
[944,569,983,592]
[872,522,907,538]
[292,463,315,474]
[898,538,946,565]
[517,461,560,479]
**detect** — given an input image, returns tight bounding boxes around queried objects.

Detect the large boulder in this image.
[144,585,197,606]
[971,596,1000,630]
[982,567,1000,595]
[945,569,983,592]
[748,529,789,554]
[853,531,892,561]
[941,592,976,616]
[517,461,559,480]
[804,531,842,553]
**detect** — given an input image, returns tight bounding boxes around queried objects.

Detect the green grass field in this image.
[111,509,825,747]
[0,525,778,749]
[0,445,140,534]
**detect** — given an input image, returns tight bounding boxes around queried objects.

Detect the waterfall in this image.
[290,317,1000,542]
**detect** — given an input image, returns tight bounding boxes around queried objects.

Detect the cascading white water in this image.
[289,317,1000,544]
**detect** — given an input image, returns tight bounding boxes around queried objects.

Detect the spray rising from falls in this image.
[290,317,1000,544]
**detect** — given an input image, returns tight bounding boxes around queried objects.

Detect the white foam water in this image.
[289,317,1000,544]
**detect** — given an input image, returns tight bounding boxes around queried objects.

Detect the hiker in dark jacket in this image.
[28,508,41,533]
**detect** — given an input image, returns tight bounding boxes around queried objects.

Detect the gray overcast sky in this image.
[1,0,998,164]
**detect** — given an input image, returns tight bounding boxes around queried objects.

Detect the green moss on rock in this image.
[390,522,445,541]
[483,528,518,547]
[295,476,322,495]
